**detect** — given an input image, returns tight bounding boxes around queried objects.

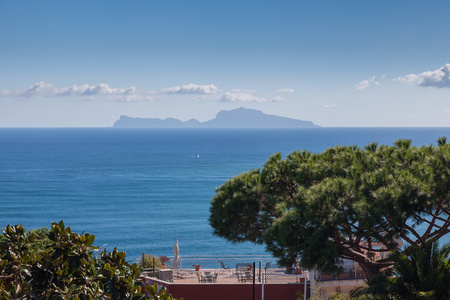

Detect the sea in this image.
[1,128,450,267]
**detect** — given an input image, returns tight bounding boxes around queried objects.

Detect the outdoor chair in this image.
[264,262,272,273]
[219,261,231,275]
[236,263,251,273]
[196,271,206,283]
[236,271,253,283]
[220,261,231,270]
[174,270,190,279]
[197,271,218,283]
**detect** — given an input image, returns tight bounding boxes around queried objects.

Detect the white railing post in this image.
[261,273,265,300]
[304,276,307,300]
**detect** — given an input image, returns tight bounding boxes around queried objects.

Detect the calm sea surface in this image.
[1,128,450,266]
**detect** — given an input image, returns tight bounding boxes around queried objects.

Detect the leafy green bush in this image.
[327,292,351,300]
[328,291,374,300]
[145,283,182,300]
[138,254,163,269]
[0,221,181,299]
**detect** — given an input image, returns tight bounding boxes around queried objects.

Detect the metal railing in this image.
[262,273,308,300]
[174,255,274,270]
[314,262,366,281]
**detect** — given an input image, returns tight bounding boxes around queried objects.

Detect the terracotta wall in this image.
[168,283,309,300]
[140,277,309,300]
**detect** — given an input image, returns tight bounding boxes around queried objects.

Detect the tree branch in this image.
[403,223,424,246]
[400,232,417,247]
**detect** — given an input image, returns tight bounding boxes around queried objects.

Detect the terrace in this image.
[138,255,367,300]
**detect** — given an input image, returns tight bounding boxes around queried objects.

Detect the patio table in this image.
[202,273,217,283]
[237,271,253,283]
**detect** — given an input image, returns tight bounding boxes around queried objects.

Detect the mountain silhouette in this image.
[113,107,320,128]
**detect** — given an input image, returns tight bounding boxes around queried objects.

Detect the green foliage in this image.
[145,283,183,300]
[309,279,325,300]
[328,291,351,300]
[351,240,450,300]
[209,138,450,277]
[328,292,374,300]
[138,254,163,269]
[330,288,375,300]
[0,221,180,299]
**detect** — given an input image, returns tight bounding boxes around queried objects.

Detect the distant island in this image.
[113,107,320,128]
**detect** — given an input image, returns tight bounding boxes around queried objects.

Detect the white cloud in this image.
[271,96,285,102]
[276,88,294,94]
[220,91,267,102]
[446,109,450,113]
[0,88,11,96]
[59,84,137,96]
[355,76,380,91]
[396,74,418,83]
[397,63,450,88]
[22,82,59,96]
[323,104,336,108]
[162,83,218,94]
[1,82,280,104]
[230,88,256,94]
[355,80,370,91]
[1,82,153,101]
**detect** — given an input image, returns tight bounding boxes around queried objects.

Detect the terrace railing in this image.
[172,254,274,271]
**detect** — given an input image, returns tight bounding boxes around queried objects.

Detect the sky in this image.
[1,0,450,127]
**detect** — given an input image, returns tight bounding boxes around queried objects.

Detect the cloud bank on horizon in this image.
[0,82,153,102]
[0,82,292,103]
[3,63,449,100]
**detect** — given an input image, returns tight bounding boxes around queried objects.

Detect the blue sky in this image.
[1,0,450,127]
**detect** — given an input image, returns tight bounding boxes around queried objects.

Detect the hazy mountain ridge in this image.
[113,107,320,128]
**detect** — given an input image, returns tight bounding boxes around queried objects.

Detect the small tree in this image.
[139,254,163,269]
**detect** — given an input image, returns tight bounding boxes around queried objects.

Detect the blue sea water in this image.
[1,128,450,266]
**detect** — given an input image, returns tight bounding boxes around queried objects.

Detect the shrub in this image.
[0,221,181,299]
[138,254,163,269]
